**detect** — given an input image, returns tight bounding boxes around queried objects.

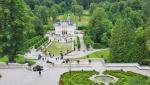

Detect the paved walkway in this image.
[1,59,150,85]
[78,34,86,51]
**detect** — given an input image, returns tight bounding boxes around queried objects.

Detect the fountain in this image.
[90,74,118,84]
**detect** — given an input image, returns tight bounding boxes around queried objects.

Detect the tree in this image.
[0,0,34,61]
[144,18,150,52]
[65,0,72,11]
[89,3,97,14]
[24,0,39,10]
[122,7,143,28]
[89,7,112,46]
[82,0,89,9]
[127,0,141,10]
[59,1,67,13]
[71,5,84,21]
[50,5,59,21]
[71,0,78,6]
[34,5,49,25]
[33,17,45,36]
[142,1,150,17]
[110,19,136,63]
[84,35,92,50]
[42,0,53,8]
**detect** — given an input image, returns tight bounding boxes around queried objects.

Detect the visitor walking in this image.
[66,59,69,64]
[89,59,91,64]
[39,71,41,76]
[49,53,51,57]
[77,60,80,64]
[42,58,44,62]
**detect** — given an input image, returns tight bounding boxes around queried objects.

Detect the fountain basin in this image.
[90,75,118,84]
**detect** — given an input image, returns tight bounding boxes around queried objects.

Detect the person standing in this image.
[77,60,80,64]
[89,59,91,64]
[39,71,41,76]
[42,58,44,62]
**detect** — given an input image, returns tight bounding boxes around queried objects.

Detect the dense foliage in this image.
[0,0,47,61]
[0,0,150,64]
[84,0,150,63]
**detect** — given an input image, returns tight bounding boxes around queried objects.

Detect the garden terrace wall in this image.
[0,62,28,69]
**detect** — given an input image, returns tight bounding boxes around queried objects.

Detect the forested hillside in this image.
[0,0,150,64]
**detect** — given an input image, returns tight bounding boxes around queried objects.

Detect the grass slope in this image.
[81,49,110,60]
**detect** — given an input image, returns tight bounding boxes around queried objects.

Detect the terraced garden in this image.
[46,42,72,56]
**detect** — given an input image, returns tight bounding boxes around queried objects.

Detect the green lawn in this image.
[103,70,150,85]
[60,70,104,85]
[46,42,72,56]
[81,49,110,60]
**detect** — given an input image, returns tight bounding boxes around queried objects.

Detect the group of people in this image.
[63,59,92,65]
[36,52,92,77]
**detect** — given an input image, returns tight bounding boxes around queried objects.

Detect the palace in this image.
[54,15,76,36]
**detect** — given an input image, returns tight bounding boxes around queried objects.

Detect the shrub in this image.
[43,24,54,31]
[92,43,106,49]
[77,24,88,30]
[139,59,150,66]
[77,36,81,50]
[15,55,26,64]
[0,56,9,62]
[27,60,36,66]
[83,35,92,50]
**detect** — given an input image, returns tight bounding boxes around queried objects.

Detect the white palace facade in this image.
[54,20,76,36]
